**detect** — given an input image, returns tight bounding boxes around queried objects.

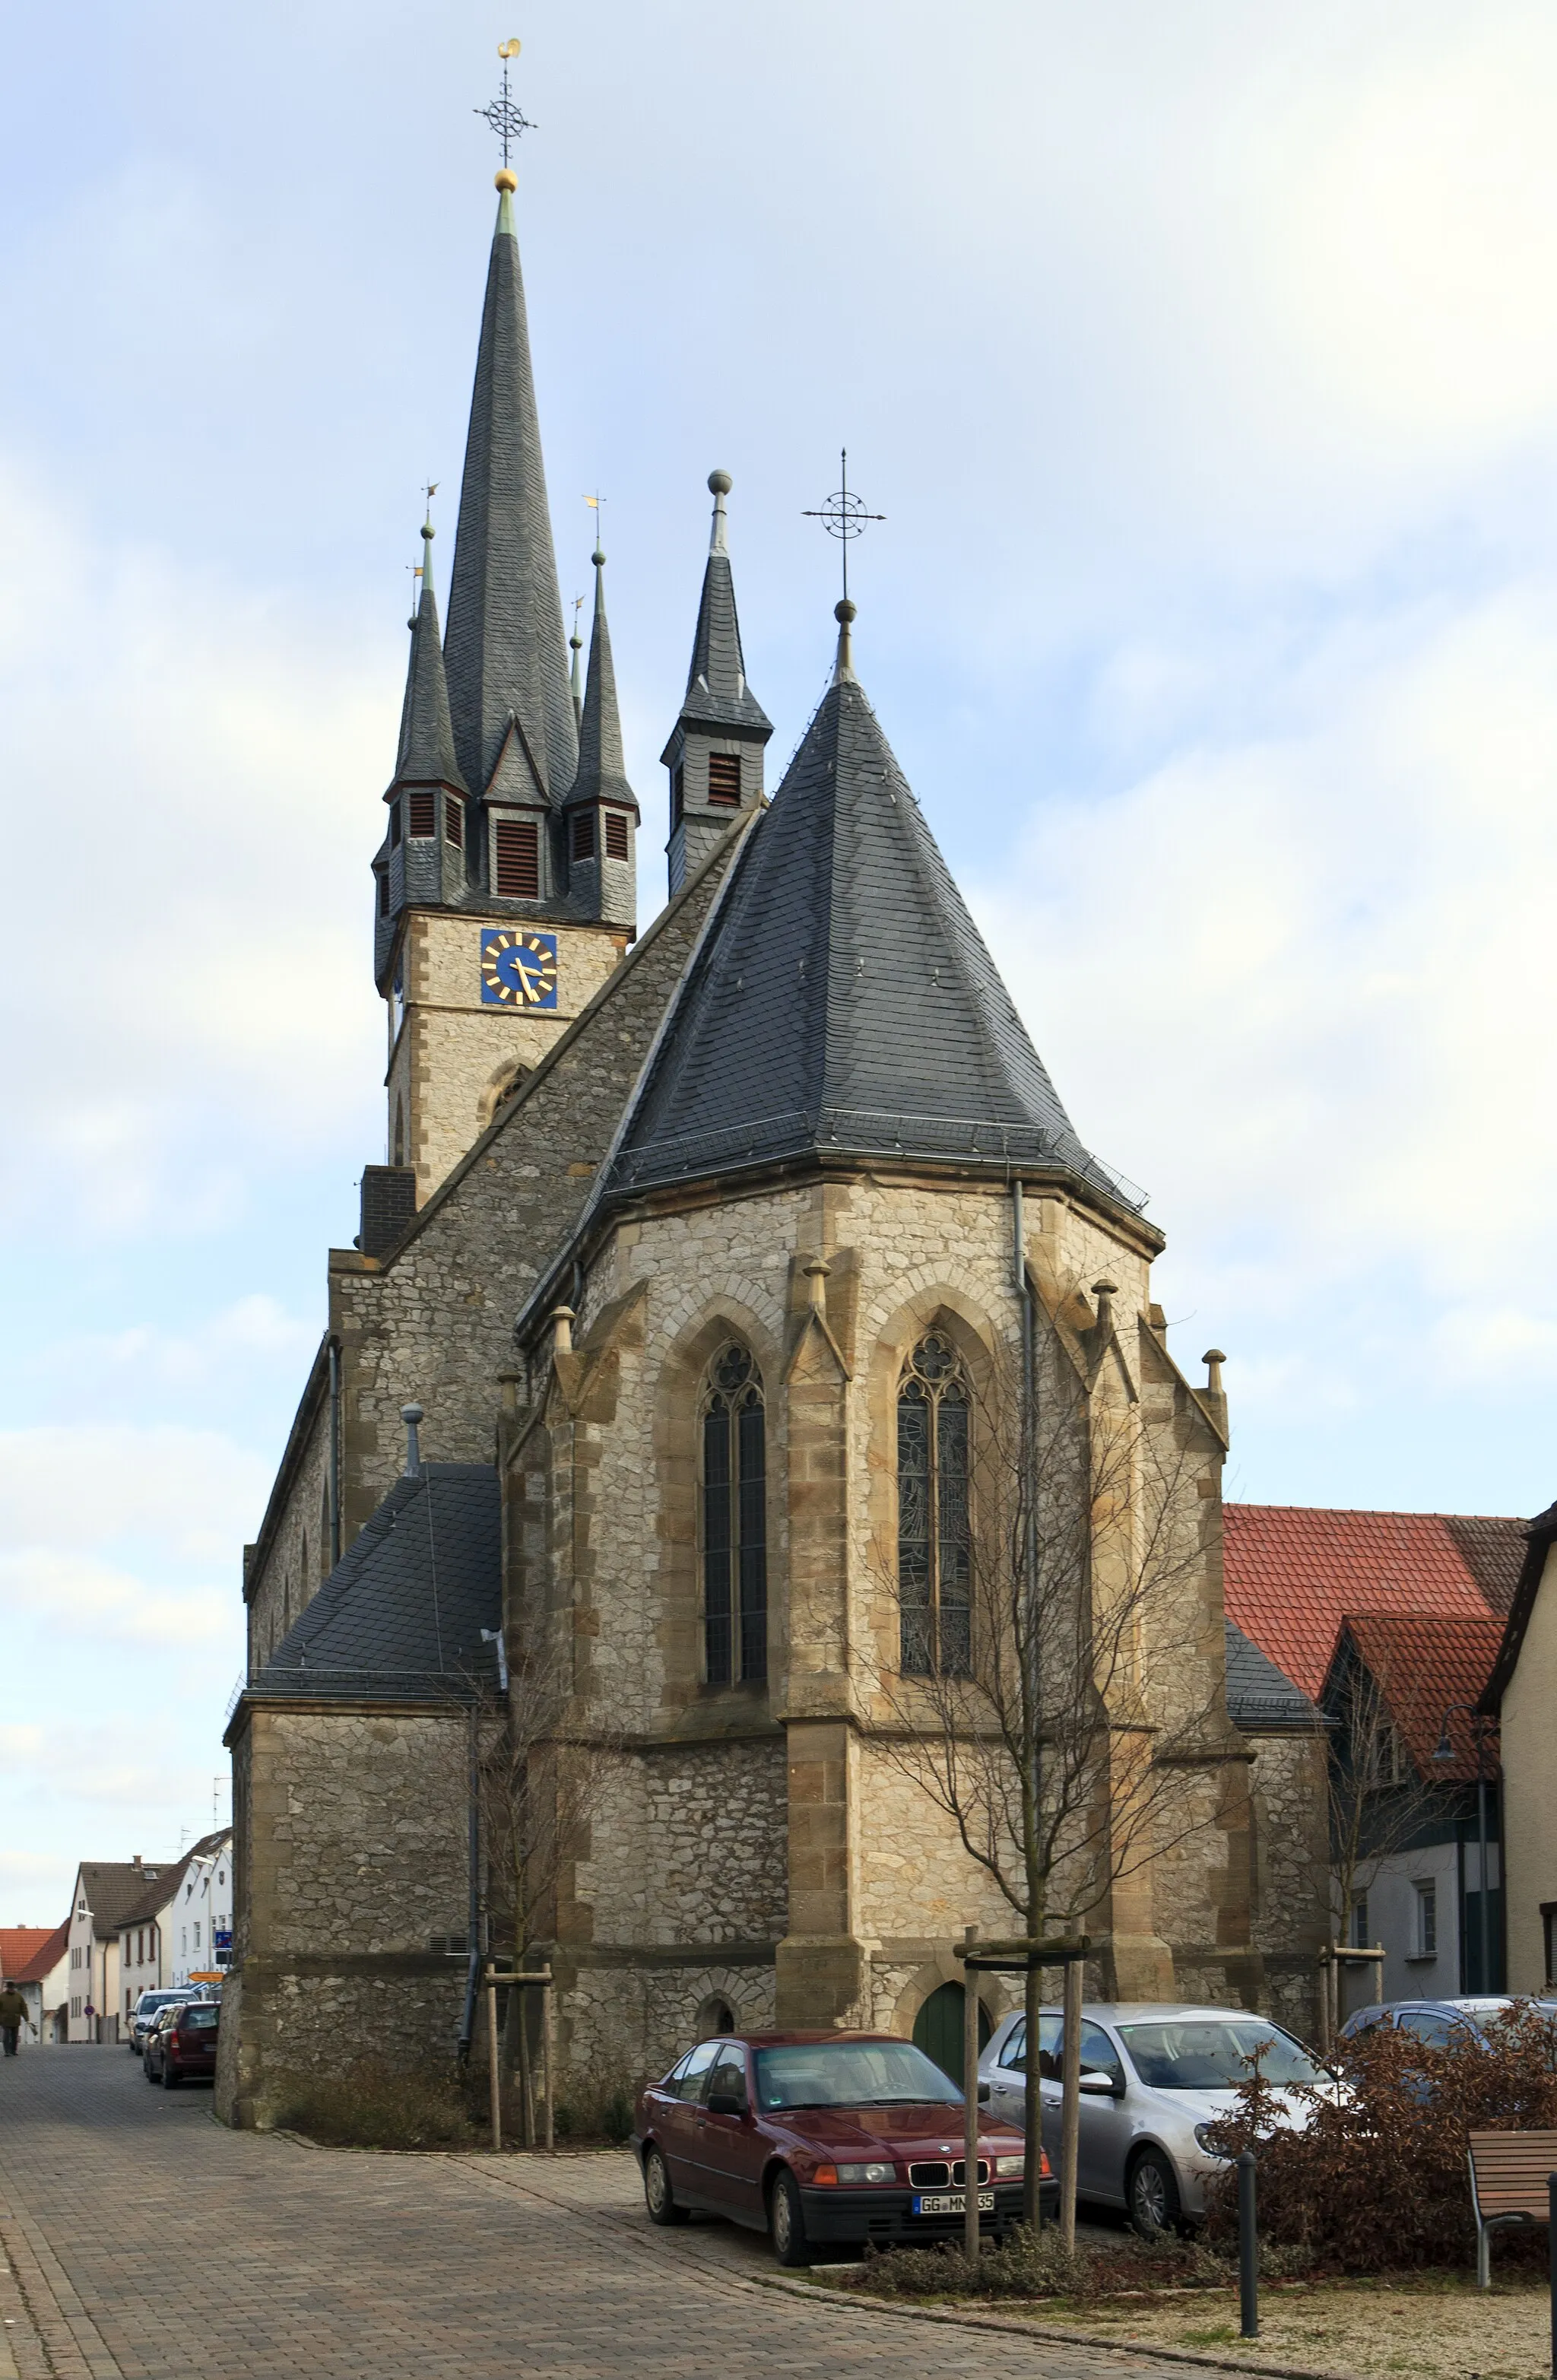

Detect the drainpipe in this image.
[1012,1178,1045,2229]
[458,1702,480,2064]
[328,1338,342,1568]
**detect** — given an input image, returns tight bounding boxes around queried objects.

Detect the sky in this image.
[5,0,1557,1922]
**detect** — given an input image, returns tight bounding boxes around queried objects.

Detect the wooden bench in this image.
[1467,2129,1557,2287]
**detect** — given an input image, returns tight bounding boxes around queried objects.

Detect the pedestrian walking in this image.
[0,1982,32,2056]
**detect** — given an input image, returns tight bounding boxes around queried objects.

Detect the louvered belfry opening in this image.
[571,810,595,862]
[702,1344,767,1687]
[407,790,436,839]
[493,817,540,898]
[706,753,741,805]
[443,795,463,849]
[604,811,629,859]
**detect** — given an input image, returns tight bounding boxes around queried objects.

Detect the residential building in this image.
[1,1925,67,2044]
[116,1831,235,2026]
[1479,1500,1557,1994]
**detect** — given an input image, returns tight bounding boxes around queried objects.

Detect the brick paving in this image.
[0,2048,1189,2380]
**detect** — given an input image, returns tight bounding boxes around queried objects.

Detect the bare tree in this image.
[871,1278,1230,2241]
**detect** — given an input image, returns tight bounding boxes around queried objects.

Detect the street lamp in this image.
[1433,1704,1495,1994]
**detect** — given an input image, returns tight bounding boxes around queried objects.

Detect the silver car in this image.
[978,2002,1329,2237]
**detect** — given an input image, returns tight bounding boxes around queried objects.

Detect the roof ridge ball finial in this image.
[400,1402,425,1478]
[832,595,858,684]
[708,468,731,555]
[1203,1348,1226,1395]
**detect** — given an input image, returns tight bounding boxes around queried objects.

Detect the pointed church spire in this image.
[616,638,1146,1222]
[662,471,772,896]
[395,516,468,792]
[442,173,578,807]
[560,548,638,928]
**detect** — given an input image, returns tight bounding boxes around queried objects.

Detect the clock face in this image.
[480,928,558,1008]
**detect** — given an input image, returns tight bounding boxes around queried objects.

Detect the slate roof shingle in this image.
[561,560,638,817]
[614,670,1142,1210]
[670,534,772,741]
[237,1464,501,1719]
[1222,1504,1525,1702]
[1223,1620,1314,1731]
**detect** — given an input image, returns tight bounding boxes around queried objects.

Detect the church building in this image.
[217,149,1327,2129]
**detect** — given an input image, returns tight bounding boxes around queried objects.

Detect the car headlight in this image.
[1193,2124,1227,2156]
[993,2154,1025,2177]
[834,2162,895,2185]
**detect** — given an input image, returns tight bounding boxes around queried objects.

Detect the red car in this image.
[633,2029,1054,2265]
[144,2001,220,2086]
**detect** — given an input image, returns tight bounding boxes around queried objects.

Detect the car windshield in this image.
[755,2040,961,2111]
[1118,2020,1325,2090]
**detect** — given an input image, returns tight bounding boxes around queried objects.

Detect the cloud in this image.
[0,1426,270,1560]
[0,1552,230,1649]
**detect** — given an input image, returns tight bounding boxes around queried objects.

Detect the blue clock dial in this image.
[480,928,558,1008]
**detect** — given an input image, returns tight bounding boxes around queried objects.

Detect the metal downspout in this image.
[459,1702,480,2063]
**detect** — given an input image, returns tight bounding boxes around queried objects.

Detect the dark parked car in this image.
[1338,1998,1514,2049]
[143,2001,219,2086]
[633,2029,1053,2266]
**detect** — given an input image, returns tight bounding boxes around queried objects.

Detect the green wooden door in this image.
[912,1982,991,2086]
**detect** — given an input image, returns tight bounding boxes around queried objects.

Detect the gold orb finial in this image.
[495,167,518,192]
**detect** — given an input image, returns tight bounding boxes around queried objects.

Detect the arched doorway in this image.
[912,1980,991,2083]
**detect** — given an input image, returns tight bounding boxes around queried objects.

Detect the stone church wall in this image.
[240,836,744,1663]
[1245,1728,1330,2039]
[217,1703,471,2128]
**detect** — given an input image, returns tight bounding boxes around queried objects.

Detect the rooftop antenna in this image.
[476,38,534,175]
[803,448,885,608]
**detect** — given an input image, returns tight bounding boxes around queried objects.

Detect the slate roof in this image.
[1327,1610,1505,1782]
[6,1920,67,1985]
[667,511,772,743]
[442,184,577,806]
[237,1464,501,1716]
[1222,1504,1525,1702]
[612,665,1141,1207]
[561,557,638,817]
[1223,1620,1314,1731]
[393,540,468,793]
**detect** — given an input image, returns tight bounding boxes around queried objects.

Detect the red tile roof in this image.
[1222,1505,1526,1702]
[1340,1610,1505,1780]
[2,1922,66,1985]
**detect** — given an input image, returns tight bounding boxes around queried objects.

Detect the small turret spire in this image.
[661,470,772,897]
[560,544,639,926]
[569,593,585,731]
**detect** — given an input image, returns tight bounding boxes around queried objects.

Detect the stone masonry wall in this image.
[241,831,747,1652]
[1245,1727,1330,2039]
[217,1703,471,2128]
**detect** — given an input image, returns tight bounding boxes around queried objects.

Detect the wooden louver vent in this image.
[707,754,741,805]
[494,817,540,899]
[407,790,436,839]
[444,795,463,849]
[377,872,388,917]
[604,810,629,860]
[570,809,595,862]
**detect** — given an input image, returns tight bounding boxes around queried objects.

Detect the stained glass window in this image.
[898,1333,972,1674]
[702,1345,767,1685]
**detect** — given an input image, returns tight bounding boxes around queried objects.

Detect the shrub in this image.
[271,2058,479,2150]
[552,2067,639,2145]
[846,2224,1241,2303]
[1200,2001,1557,2274]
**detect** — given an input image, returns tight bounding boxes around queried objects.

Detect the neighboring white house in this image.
[116,1830,234,2026]
[66,1861,169,2043]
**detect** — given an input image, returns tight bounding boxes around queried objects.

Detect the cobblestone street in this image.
[0,2049,1194,2380]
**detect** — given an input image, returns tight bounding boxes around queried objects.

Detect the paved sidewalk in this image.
[0,2047,1189,2380]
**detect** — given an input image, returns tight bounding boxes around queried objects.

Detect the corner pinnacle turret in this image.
[662,471,771,896]
[560,547,638,928]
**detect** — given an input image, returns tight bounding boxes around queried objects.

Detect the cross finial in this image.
[803,448,886,606]
[476,38,534,178]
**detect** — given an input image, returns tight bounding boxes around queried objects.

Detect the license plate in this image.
[911,2190,995,2215]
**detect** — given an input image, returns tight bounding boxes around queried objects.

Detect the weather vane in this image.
[803,448,885,604]
[475,38,533,168]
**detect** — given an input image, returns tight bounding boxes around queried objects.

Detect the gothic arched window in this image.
[702,1344,767,1686]
[898,1332,972,1676]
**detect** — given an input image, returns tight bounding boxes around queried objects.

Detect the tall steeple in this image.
[662,471,772,896]
[442,169,578,814]
[560,547,638,929]
[615,608,1143,1218]
[373,516,468,993]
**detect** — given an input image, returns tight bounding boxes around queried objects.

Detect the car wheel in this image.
[769,2168,809,2269]
[642,2146,687,2226]
[1127,2147,1182,2240]
[161,2059,179,2090]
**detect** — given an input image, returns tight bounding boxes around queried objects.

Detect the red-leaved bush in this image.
[1202,2003,1557,2273]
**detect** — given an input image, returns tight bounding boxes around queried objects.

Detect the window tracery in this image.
[702,1344,767,1686]
[897,1331,971,1675]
